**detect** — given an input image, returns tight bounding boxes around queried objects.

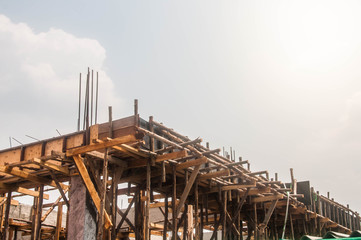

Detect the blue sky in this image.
[1,1,361,212]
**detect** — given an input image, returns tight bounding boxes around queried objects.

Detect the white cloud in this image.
[0,14,121,148]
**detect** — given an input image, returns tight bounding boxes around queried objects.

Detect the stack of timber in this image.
[0,110,359,240]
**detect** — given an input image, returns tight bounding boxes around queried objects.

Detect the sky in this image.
[1,0,361,212]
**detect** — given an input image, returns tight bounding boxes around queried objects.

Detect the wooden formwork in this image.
[0,107,359,240]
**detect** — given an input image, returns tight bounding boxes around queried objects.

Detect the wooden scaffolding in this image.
[0,101,359,240]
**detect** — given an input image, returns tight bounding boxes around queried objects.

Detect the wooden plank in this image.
[0,166,68,190]
[112,145,144,160]
[16,187,49,200]
[32,158,70,175]
[150,201,179,208]
[252,194,284,203]
[0,183,49,200]
[198,169,230,181]
[119,144,150,158]
[72,155,112,229]
[176,157,207,171]
[219,182,256,191]
[156,150,188,162]
[66,135,138,156]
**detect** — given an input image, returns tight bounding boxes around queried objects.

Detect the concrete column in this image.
[67,176,97,240]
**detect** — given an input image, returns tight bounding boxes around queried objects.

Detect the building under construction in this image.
[0,98,360,240]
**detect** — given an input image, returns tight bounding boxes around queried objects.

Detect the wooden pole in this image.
[290,214,295,240]
[254,202,258,240]
[97,148,109,240]
[2,191,11,240]
[30,187,38,240]
[144,160,151,240]
[37,185,44,239]
[163,194,169,240]
[54,202,63,240]
[200,200,204,240]
[222,191,227,240]
[111,168,121,240]
[194,181,199,239]
[172,165,177,240]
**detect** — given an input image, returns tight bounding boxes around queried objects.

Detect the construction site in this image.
[0,70,360,240]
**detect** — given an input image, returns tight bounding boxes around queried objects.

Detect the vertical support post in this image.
[0,194,4,236]
[163,195,169,240]
[290,214,295,240]
[97,148,109,240]
[183,204,188,240]
[194,181,199,239]
[254,203,258,240]
[290,168,297,195]
[214,213,218,240]
[31,186,38,240]
[55,202,63,240]
[200,200,204,240]
[134,190,142,240]
[7,228,13,240]
[222,191,227,240]
[35,185,44,239]
[108,106,113,138]
[236,191,241,240]
[2,191,11,240]
[134,99,139,127]
[111,168,121,240]
[172,165,177,240]
[144,160,151,240]
[187,205,194,240]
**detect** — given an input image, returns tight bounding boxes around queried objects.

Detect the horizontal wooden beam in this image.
[150,201,179,208]
[198,169,230,181]
[0,183,50,199]
[176,157,207,171]
[15,187,49,200]
[32,158,69,175]
[251,194,284,203]
[220,182,256,191]
[66,135,138,156]
[0,166,68,190]
[156,150,188,162]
